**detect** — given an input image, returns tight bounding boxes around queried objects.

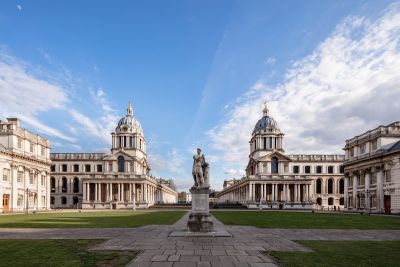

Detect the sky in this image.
[0,1,400,191]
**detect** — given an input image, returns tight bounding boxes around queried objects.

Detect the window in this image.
[41,146,45,156]
[339,166,344,173]
[269,137,272,148]
[29,173,34,184]
[17,171,23,183]
[51,165,56,172]
[263,137,267,149]
[385,170,391,183]
[2,169,10,181]
[97,164,102,172]
[372,139,378,150]
[108,162,113,172]
[50,196,55,205]
[358,176,365,186]
[316,179,322,194]
[17,138,22,149]
[62,164,67,172]
[50,177,56,192]
[293,166,299,174]
[118,156,125,172]
[73,178,79,193]
[350,147,354,157]
[17,195,23,206]
[61,196,67,205]
[305,166,311,174]
[328,197,334,205]
[360,143,366,154]
[328,166,334,174]
[316,166,322,173]
[85,164,91,172]
[316,197,322,205]
[328,179,333,194]
[271,157,278,174]
[339,179,344,194]
[30,142,34,153]
[340,197,344,205]
[73,196,79,205]
[41,175,45,186]
[73,165,79,172]
[62,177,67,192]
[371,173,377,185]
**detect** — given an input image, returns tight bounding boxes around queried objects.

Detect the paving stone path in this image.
[1,212,400,267]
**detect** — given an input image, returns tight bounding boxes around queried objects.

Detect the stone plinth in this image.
[187,187,213,233]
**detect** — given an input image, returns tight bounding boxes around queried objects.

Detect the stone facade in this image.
[217,103,345,210]
[50,103,178,209]
[342,122,400,214]
[0,118,51,213]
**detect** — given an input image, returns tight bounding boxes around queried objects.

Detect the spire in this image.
[127,101,133,116]
[263,100,269,115]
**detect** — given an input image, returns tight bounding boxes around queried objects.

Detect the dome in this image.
[252,101,279,134]
[115,102,144,136]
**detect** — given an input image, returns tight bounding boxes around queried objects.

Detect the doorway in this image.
[384,195,391,214]
[2,194,10,213]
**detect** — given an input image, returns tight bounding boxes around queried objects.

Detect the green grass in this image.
[0,239,138,267]
[0,211,186,228]
[211,211,400,229]
[270,240,400,267]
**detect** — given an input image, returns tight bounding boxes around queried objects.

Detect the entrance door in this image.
[2,194,10,213]
[384,195,391,214]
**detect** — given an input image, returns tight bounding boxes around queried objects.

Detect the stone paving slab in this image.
[1,212,400,267]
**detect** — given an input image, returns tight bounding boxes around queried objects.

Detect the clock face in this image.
[122,125,129,132]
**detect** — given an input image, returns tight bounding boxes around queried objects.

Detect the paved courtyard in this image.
[1,212,400,267]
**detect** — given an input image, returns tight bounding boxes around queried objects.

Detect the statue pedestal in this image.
[187,187,213,233]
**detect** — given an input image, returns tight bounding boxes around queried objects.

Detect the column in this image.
[249,183,252,202]
[274,184,278,201]
[88,183,91,201]
[83,183,87,201]
[344,176,349,209]
[252,183,255,201]
[144,184,148,202]
[365,171,370,210]
[129,183,132,202]
[377,169,384,212]
[353,174,358,209]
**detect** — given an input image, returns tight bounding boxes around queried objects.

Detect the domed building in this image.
[217,102,345,210]
[50,103,178,209]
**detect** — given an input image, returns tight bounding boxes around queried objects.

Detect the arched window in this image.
[73,196,79,205]
[339,197,344,205]
[61,196,67,205]
[328,179,333,194]
[62,177,67,192]
[339,179,344,194]
[328,197,334,205]
[73,178,79,193]
[50,196,55,205]
[316,179,322,194]
[317,197,322,205]
[271,157,278,174]
[50,177,56,193]
[118,156,125,172]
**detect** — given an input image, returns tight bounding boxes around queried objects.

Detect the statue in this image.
[192,148,209,188]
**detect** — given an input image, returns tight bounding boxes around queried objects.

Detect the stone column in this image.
[249,182,252,202]
[365,171,370,210]
[353,173,358,209]
[377,169,384,212]
[344,176,349,209]
[129,183,132,202]
[294,184,298,202]
[271,184,275,201]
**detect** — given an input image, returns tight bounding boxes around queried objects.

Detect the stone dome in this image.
[252,102,279,134]
[115,102,144,136]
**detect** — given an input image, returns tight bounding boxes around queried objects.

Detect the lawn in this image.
[0,211,186,228]
[0,239,138,267]
[211,211,400,229]
[270,240,400,267]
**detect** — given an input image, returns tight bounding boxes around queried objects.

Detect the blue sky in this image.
[1,1,400,191]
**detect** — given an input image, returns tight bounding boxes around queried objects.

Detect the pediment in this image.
[104,150,137,161]
[257,151,291,162]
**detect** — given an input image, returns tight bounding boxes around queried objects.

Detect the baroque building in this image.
[50,103,178,209]
[217,103,345,210]
[0,118,51,213]
[342,122,400,214]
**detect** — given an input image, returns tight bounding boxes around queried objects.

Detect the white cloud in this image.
[209,3,400,173]
[16,5,22,11]
[0,52,76,142]
[265,57,276,65]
